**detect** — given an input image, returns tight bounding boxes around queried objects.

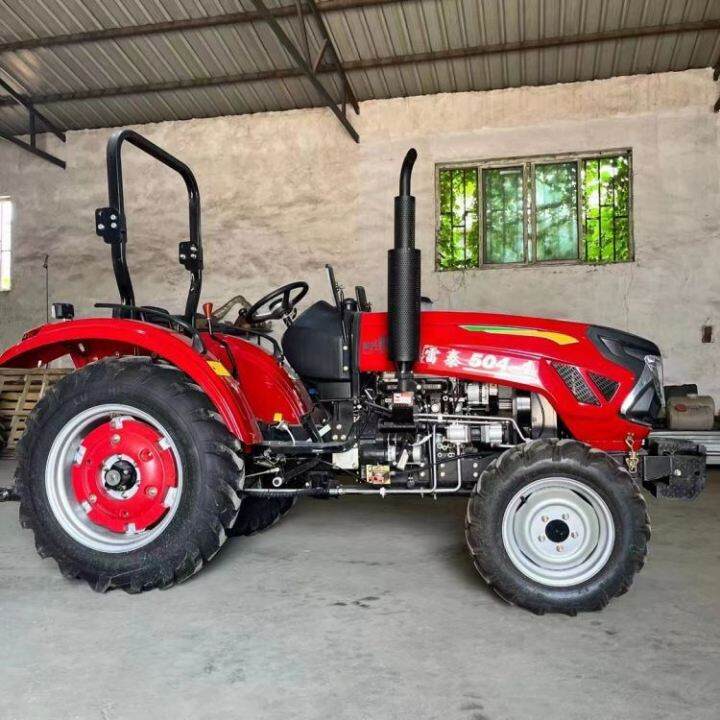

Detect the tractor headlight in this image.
[588,326,664,425]
[644,354,665,407]
[621,353,665,423]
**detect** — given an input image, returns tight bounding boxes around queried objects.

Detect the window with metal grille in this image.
[437,167,479,270]
[435,150,632,270]
[0,198,11,292]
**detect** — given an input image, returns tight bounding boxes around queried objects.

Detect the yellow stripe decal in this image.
[460,325,579,346]
[207,360,231,377]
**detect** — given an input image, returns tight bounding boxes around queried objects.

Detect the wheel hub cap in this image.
[501,477,615,588]
[513,487,600,568]
[71,416,177,534]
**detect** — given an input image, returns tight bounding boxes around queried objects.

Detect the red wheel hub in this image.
[71,417,178,534]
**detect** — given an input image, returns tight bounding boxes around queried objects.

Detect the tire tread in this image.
[465,439,650,615]
[15,357,245,593]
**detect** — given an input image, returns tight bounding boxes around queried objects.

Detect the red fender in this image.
[0,319,262,445]
[202,333,312,425]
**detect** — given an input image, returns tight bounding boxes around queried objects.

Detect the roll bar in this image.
[95,129,203,324]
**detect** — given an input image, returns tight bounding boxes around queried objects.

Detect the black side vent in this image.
[588,372,620,401]
[552,362,600,406]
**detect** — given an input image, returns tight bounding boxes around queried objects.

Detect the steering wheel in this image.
[245,281,309,324]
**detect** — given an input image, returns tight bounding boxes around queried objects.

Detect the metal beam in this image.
[0,0,396,53]
[295,0,312,65]
[0,129,65,168]
[335,17,720,72]
[0,68,307,106]
[0,73,66,167]
[248,0,358,142]
[307,0,359,114]
[1,18,718,111]
[0,76,65,141]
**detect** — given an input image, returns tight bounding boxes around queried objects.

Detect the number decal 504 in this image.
[421,345,538,382]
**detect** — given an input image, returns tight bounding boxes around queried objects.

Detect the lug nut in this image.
[571,532,578,539]
[541,515,548,522]
[145,486,158,498]
[562,513,569,520]
[111,434,121,445]
[139,448,154,462]
[537,534,544,542]
[88,493,97,504]
[556,545,563,552]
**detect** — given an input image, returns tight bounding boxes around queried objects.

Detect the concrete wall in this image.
[1,69,719,396]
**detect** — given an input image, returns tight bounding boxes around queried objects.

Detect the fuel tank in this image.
[358,311,658,452]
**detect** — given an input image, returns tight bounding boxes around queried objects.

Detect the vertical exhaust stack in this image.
[388,149,421,393]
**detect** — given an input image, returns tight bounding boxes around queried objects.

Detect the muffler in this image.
[388,149,421,393]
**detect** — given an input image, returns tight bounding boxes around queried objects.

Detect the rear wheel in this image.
[229,495,296,536]
[16,358,244,593]
[465,439,649,614]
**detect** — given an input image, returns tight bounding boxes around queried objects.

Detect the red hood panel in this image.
[358,311,648,452]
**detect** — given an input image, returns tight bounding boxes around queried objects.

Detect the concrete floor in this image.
[1,459,719,720]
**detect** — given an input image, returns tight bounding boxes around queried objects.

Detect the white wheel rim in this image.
[45,404,184,553]
[501,477,615,588]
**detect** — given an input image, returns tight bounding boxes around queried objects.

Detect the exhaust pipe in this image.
[388,149,421,392]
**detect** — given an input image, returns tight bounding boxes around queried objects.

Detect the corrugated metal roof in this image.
[0,0,718,137]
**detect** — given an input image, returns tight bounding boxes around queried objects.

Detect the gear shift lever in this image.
[203,302,214,334]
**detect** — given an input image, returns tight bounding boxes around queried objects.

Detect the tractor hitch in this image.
[640,438,706,500]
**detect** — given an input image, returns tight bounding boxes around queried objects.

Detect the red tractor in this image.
[0,130,706,614]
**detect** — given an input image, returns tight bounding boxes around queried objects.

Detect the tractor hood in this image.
[359,310,660,372]
[358,310,663,450]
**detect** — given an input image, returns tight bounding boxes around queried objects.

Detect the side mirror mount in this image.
[355,286,372,311]
[325,263,344,308]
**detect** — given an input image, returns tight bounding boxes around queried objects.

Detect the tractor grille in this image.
[588,372,620,401]
[552,362,600,406]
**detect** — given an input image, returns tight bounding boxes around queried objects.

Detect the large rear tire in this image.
[465,439,649,615]
[15,358,244,593]
[229,495,296,536]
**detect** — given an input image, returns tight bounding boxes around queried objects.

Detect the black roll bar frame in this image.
[94,129,203,324]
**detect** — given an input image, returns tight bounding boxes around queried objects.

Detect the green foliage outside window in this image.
[483,167,524,264]
[436,151,632,270]
[436,168,479,270]
[535,162,578,261]
[582,155,631,263]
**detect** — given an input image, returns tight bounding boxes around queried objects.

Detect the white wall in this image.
[1,70,718,396]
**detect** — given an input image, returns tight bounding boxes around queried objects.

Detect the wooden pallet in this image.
[0,368,71,457]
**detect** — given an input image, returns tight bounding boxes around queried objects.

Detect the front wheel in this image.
[16,358,244,593]
[465,439,650,614]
